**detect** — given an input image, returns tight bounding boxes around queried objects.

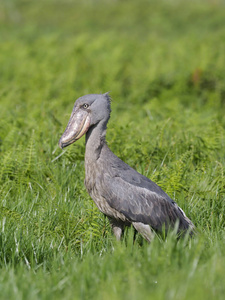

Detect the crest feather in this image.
[103,92,112,102]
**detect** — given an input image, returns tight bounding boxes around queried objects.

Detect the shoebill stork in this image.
[59,93,195,242]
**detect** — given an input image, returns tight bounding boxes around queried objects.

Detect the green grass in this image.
[0,0,225,299]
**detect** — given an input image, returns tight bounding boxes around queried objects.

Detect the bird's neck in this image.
[85,119,108,162]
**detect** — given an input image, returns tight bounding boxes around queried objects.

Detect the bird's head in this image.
[58,93,111,149]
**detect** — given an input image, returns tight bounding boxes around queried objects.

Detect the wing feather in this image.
[101,172,190,232]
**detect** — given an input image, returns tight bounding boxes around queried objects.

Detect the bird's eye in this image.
[82,103,89,109]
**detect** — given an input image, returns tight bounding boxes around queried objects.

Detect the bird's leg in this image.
[133,228,137,243]
[132,222,155,243]
[112,226,123,241]
[108,218,124,241]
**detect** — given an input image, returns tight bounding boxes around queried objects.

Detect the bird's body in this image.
[59,93,195,241]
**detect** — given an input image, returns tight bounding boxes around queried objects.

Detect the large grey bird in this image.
[59,93,195,242]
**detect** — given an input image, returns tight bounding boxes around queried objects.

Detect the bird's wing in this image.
[112,162,174,203]
[101,168,190,232]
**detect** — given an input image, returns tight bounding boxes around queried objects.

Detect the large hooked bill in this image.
[58,110,91,149]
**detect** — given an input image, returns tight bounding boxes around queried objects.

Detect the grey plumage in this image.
[59,93,195,242]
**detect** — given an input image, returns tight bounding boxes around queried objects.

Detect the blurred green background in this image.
[0,0,225,299]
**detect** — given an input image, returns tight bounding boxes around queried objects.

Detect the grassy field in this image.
[0,0,225,299]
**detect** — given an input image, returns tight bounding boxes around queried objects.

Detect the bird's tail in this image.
[177,205,196,237]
